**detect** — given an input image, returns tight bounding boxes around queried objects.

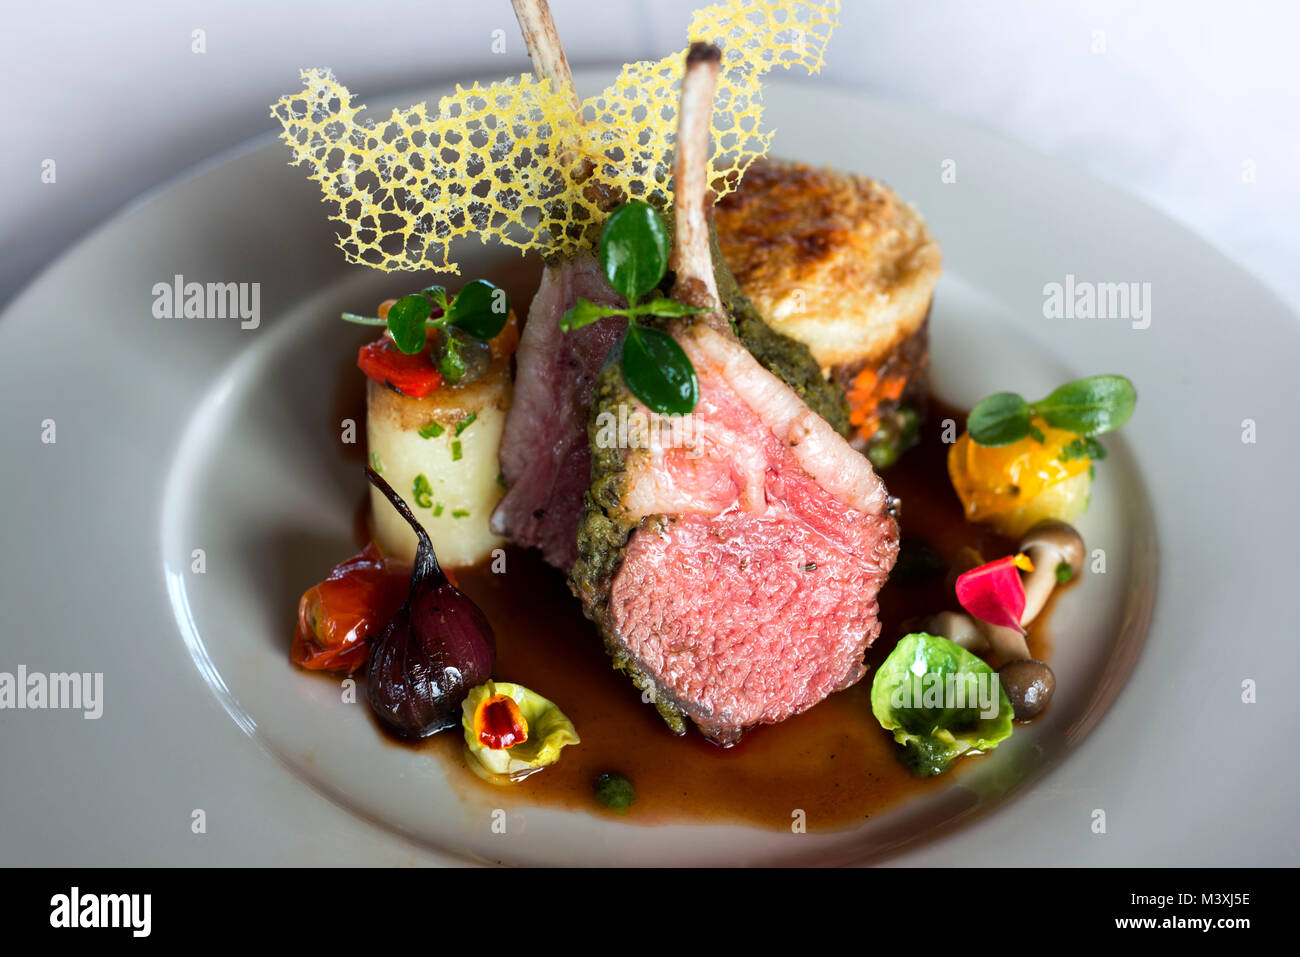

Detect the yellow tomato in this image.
[948,417,1093,538]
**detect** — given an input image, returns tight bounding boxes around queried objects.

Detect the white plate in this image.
[1,74,1296,866]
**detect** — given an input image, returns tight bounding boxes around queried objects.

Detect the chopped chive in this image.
[412,474,434,509]
[418,421,445,439]
[451,440,463,461]
[433,502,444,517]
[451,509,470,518]
[454,411,477,436]
[369,451,384,474]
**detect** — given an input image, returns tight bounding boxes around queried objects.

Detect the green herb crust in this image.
[732,301,850,435]
[712,232,851,435]
[569,363,688,734]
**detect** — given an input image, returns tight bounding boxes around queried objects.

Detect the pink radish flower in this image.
[955,554,1035,633]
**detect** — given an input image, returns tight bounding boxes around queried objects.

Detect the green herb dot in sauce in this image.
[593,772,635,813]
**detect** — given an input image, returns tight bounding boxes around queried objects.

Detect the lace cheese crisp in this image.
[270,0,839,273]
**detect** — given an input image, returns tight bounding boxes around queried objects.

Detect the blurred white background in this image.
[2,0,1297,311]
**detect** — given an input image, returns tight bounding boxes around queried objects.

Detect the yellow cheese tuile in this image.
[270,0,839,274]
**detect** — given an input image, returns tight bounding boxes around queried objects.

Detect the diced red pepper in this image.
[357,337,444,398]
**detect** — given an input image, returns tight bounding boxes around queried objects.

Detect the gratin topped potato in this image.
[715,159,942,456]
[715,159,941,367]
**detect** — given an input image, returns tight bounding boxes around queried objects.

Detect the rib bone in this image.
[670,42,725,323]
[510,0,580,110]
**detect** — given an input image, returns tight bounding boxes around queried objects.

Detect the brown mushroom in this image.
[928,530,1075,721]
[925,611,1055,721]
[1017,521,1085,626]
[998,659,1056,719]
[926,611,987,652]
[927,611,1030,663]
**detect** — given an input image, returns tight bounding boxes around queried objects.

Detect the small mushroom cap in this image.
[927,611,988,652]
[998,659,1056,720]
[1019,520,1085,576]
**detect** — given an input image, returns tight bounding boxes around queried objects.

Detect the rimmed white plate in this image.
[1,73,1295,865]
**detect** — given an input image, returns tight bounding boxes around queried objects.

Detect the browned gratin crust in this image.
[715,158,941,447]
[714,158,941,368]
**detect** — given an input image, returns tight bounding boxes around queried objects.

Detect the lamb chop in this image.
[492,252,623,570]
[570,44,901,745]
[493,0,846,571]
[491,0,626,571]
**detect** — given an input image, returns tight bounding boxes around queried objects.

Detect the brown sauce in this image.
[364,398,1058,830]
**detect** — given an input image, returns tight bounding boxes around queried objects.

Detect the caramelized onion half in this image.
[364,466,496,737]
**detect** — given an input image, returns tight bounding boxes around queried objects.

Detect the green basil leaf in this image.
[599,201,670,305]
[1035,375,1137,436]
[638,297,703,318]
[621,325,699,416]
[445,279,508,341]
[559,298,624,332]
[967,392,1032,446]
[340,312,387,326]
[386,294,432,354]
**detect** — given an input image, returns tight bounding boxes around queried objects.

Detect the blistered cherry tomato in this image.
[291,543,410,673]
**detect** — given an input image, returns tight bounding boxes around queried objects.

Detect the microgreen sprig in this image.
[559,201,701,416]
[967,374,1137,447]
[342,279,509,355]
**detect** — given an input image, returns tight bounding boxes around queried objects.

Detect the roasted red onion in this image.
[364,466,496,737]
